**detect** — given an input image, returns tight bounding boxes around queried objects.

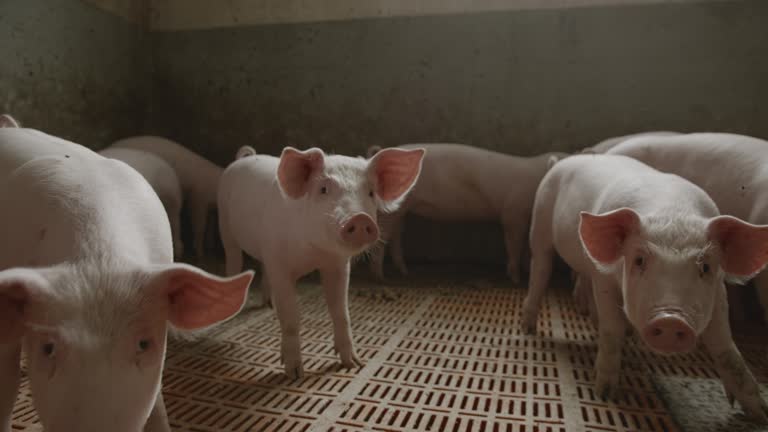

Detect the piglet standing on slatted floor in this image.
[219,145,424,379]
[522,154,768,422]
[0,118,254,432]
[365,143,567,284]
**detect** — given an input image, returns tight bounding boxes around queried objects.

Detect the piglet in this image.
[0,127,254,432]
[112,136,223,258]
[603,133,768,323]
[522,154,768,421]
[580,131,681,154]
[365,143,567,283]
[219,146,424,378]
[99,147,185,258]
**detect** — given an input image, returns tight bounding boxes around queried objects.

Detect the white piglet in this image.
[522,154,768,421]
[113,136,223,258]
[604,133,768,322]
[0,126,254,432]
[99,147,185,258]
[366,143,567,283]
[219,146,424,378]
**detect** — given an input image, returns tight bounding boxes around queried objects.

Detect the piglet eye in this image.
[634,256,644,268]
[700,263,710,276]
[137,339,151,353]
[320,186,328,194]
[368,190,374,198]
[42,343,55,357]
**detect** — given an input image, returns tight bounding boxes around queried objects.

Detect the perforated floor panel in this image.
[11,275,768,431]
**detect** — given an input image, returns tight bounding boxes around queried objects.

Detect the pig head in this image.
[580,208,768,353]
[0,262,252,432]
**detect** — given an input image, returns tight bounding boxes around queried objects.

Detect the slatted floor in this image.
[10,274,768,431]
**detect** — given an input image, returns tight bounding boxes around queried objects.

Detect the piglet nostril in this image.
[676,331,687,340]
[652,328,663,337]
[347,226,356,234]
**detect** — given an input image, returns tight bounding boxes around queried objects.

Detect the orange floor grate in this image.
[11,277,767,431]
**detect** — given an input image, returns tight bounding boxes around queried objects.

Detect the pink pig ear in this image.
[149,264,254,330]
[579,208,641,264]
[369,147,425,202]
[0,268,49,343]
[708,216,768,277]
[277,147,325,199]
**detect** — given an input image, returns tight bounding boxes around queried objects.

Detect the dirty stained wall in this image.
[0,0,149,148]
[147,0,768,267]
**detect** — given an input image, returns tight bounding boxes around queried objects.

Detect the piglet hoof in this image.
[335,345,364,370]
[281,341,303,380]
[380,286,399,301]
[595,370,620,401]
[733,390,768,424]
[520,306,538,335]
[284,364,304,380]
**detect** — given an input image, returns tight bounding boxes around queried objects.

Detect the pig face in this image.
[0,262,253,432]
[580,209,768,355]
[277,147,425,256]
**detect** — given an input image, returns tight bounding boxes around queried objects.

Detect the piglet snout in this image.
[340,213,379,249]
[642,313,696,354]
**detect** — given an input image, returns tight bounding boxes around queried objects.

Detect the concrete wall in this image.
[146,0,768,267]
[0,0,149,148]
[149,0,768,166]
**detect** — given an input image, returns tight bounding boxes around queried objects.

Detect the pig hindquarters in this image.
[99,147,185,258]
[522,154,768,421]
[0,127,254,432]
[366,143,567,284]
[112,136,223,259]
[219,146,424,378]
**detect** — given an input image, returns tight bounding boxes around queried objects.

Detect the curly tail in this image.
[236,145,257,160]
[0,114,20,128]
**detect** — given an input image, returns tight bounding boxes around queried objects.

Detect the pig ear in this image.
[148,264,254,330]
[369,147,425,203]
[579,208,641,264]
[0,114,20,128]
[277,147,325,199]
[0,268,49,343]
[708,216,768,277]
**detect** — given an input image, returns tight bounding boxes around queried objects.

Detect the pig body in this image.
[580,131,681,154]
[0,128,253,432]
[605,133,768,321]
[367,143,567,283]
[112,136,223,258]
[98,147,185,258]
[219,146,424,378]
[522,154,768,421]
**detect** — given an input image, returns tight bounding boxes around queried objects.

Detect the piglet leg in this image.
[592,274,626,400]
[321,261,363,369]
[702,283,768,423]
[269,268,303,379]
[143,391,170,432]
[0,343,20,432]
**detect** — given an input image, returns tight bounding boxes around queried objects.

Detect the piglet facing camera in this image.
[218,145,424,379]
[522,154,768,422]
[0,127,254,432]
